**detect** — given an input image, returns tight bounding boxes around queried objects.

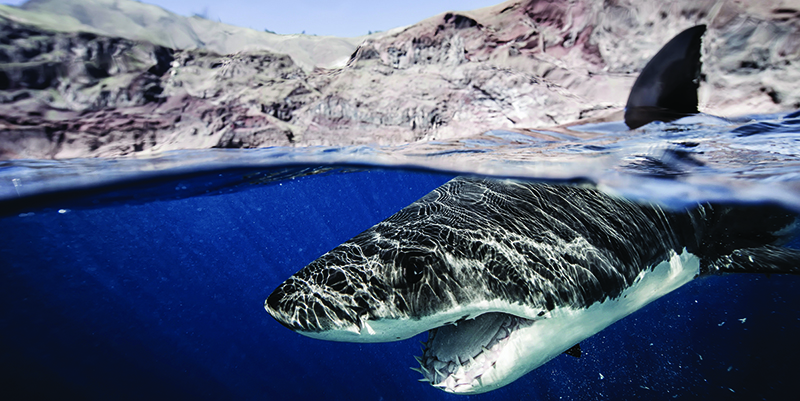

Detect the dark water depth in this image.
[2,168,799,400]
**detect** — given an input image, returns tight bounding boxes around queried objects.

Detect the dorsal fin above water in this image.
[625,25,706,129]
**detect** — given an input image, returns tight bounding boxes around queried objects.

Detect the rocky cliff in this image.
[1,0,365,71]
[1,0,798,160]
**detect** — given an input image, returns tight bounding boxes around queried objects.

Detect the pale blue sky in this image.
[1,0,504,37]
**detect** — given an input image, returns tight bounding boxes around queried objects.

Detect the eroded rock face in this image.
[0,22,173,103]
[1,0,798,159]
[0,17,311,158]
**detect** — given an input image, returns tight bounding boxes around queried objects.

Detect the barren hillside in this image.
[1,0,798,159]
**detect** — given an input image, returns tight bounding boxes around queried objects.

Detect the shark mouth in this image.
[414,312,535,393]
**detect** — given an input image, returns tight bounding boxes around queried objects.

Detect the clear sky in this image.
[1,0,505,37]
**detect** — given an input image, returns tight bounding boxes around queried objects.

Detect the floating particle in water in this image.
[12,178,21,196]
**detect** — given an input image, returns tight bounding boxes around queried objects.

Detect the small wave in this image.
[1,110,799,213]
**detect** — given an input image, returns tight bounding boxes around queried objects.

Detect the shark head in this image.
[265,179,565,393]
[263,222,494,343]
[265,178,547,342]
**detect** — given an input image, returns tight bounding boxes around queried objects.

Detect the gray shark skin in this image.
[265,177,800,394]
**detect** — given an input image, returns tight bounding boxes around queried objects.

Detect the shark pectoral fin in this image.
[624,25,706,129]
[563,343,582,359]
[707,246,800,276]
[695,203,800,276]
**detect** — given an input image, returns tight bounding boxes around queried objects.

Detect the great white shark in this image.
[264,25,800,394]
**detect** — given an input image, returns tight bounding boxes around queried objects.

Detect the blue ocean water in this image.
[1,111,800,400]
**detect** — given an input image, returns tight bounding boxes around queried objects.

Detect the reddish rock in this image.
[0,0,798,159]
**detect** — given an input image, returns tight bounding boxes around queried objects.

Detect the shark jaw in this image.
[413,249,700,394]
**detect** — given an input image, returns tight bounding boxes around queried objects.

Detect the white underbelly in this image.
[472,249,701,394]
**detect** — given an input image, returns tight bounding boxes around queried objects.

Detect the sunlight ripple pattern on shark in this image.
[265,176,800,394]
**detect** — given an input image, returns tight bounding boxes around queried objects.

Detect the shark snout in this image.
[264,288,300,330]
[264,277,367,335]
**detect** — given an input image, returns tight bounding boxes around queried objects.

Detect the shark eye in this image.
[403,261,425,285]
[395,251,428,286]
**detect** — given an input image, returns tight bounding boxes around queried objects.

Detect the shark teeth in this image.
[414,312,534,393]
